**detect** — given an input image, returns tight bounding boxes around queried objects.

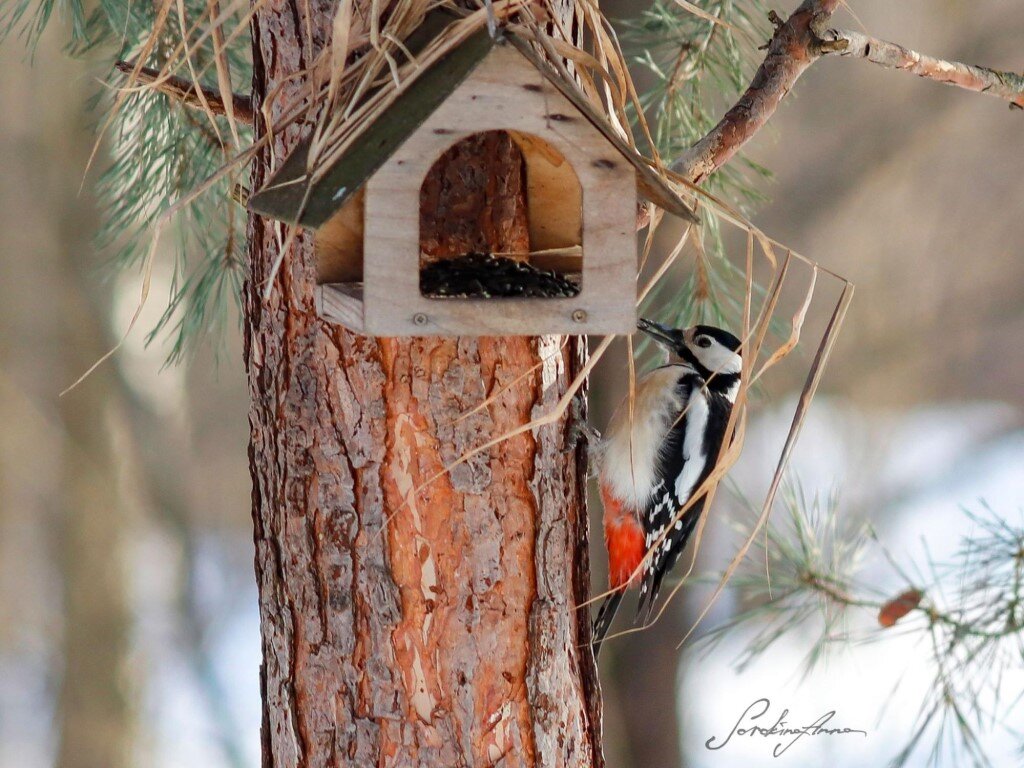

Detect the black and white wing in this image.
[636,370,719,620]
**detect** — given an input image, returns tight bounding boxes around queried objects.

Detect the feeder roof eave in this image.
[247,11,490,228]
[248,24,699,228]
[505,35,699,225]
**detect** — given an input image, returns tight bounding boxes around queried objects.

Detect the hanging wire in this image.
[484,0,500,40]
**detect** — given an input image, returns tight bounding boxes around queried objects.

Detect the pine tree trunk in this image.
[56,278,131,768]
[41,40,133,768]
[246,4,603,766]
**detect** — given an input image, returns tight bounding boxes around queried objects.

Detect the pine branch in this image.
[703,491,1024,767]
[115,59,254,125]
[673,0,1024,184]
[673,0,842,183]
[622,0,772,336]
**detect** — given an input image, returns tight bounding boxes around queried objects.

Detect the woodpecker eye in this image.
[696,336,712,349]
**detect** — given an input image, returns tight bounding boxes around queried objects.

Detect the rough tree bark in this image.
[246,4,602,767]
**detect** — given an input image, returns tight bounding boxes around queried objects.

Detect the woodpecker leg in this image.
[563,393,601,466]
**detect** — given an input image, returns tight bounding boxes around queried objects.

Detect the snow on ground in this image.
[682,399,1024,767]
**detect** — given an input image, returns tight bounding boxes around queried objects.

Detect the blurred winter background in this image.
[1,1,1022,766]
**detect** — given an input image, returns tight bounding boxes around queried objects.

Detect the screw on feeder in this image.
[412,313,429,327]
[572,309,588,323]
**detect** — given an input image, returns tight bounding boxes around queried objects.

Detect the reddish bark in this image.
[246,3,601,766]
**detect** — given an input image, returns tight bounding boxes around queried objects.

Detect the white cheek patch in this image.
[696,347,742,377]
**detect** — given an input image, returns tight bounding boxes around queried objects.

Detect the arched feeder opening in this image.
[418,129,583,300]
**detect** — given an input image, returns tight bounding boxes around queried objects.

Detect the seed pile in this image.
[420,253,581,299]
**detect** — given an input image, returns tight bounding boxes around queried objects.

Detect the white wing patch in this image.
[724,378,740,403]
[674,387,709,504]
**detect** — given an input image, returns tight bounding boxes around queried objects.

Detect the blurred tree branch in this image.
[116,377,250,768]
[114,60,255,126]
[54,135,133,768]
[674,0,1024,184]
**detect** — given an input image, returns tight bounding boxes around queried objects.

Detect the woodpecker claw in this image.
[563,394,601,455]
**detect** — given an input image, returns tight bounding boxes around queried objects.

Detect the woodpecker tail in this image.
[591,590,624,658]
[636,504,703,624]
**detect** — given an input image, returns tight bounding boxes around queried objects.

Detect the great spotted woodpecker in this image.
[592,319,743,656]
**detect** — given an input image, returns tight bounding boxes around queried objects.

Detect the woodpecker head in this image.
[638,319,742,397]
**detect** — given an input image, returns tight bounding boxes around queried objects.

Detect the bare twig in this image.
[672,0,1024,184]
[114,59,255,126]
[828,28,1024,109]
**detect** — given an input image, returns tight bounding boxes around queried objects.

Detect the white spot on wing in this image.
[724,378,740,403]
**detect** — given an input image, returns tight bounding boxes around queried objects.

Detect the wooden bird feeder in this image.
[249,23,698,336]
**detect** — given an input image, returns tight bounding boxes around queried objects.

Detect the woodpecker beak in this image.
[637,318,678,350]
